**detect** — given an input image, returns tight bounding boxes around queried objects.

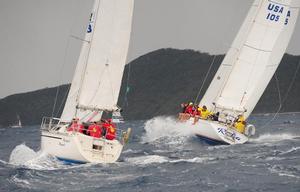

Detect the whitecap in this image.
[125,155,169,165]
[250,133,299,143]
[269,166,300,179]
[169,157,215,163]
[125,154,214,165]
[141,116,198,143]
[8,143,69,170]
[10,175,31,189]
[279,146,300,155]
[0,159,7,164]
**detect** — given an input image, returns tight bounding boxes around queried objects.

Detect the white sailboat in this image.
[181,0,299,145]
[10,114,22,128]
[40,0,134,163]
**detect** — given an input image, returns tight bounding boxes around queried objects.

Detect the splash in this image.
[141,116,197,143]
[8,144,67,170]
[250,133,299,143]
[9,144,39,165]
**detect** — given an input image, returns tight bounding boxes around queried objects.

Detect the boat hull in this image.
[41,131,123,163]
[187,118,249,145]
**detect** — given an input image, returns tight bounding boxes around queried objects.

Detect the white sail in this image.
[60,0,101,122]
[200,0,261,111]
[61,0,134,122]
[200,0,299,118]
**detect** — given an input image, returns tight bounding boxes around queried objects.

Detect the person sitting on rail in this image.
[236,115,245,123]
[200,105,212,120]
[234,120,246,133]
[102,119,116,140]
[67,118,84,133]
[194,105,202,117]
[87,121,102,138]
[184,102,194,115]
[181,103,188,113]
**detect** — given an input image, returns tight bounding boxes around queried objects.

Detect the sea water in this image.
[0,113,299,192]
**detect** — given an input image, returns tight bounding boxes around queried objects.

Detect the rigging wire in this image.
[194,55,217,104]
[54,85,70,117]
[122,62,131,109]
[261,57,300,128]
[51,0,87,118]
[51,37,71,117]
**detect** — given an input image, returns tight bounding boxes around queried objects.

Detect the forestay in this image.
[200,0,299,119]
[60,0,134,122]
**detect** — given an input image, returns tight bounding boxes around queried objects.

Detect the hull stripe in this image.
[195,134,229,145]
[57,157,86,164]
[41,135,62,140]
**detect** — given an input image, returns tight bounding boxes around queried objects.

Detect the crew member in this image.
[103,119,116,140]
[67,118,84,133]
[87,121,102,138]
[181,103,188,113]
[195,105,202,117]
[236,115,245,123]
[200,105,212,120]
[184,102,194,115]
[234,120,246,133]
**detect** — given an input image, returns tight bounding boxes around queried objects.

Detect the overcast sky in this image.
[0,0,299,99]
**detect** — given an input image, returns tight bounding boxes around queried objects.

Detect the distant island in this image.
[0,48,299,127]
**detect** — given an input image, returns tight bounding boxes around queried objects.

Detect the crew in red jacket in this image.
[103,119,116,140]
[87,122,102,138]
[184,102,194,115]
[67,118,84,133]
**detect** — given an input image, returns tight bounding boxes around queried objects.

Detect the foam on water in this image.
[11,175,32,189]
[125,155,169,165]
[250,133,299,143]
[269,166,300,179]
[279,146,300,155]
[9,143,39,165]
[125,154,214,165]
[8,144,72,170]
[141,116,197,143]
[0,159,7,165]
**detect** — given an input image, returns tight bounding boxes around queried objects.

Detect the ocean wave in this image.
[0,159,7,164]
[269,166,300,179]
[141,116,197,144]
[249,133,299,143]
[8,143,78,170]
[124,155,214,165]
[125,155,168,165]
[10,175,31,189]
[279,146,300,155]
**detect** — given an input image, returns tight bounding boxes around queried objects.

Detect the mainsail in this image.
[60,0,134,122]
[200,0,299,118]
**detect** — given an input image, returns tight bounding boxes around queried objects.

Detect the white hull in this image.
[187,118,249,145]
[10,125,22,128]
[41,130,124,163]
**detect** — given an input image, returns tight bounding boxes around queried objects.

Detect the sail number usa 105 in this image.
[266,2,291,25]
